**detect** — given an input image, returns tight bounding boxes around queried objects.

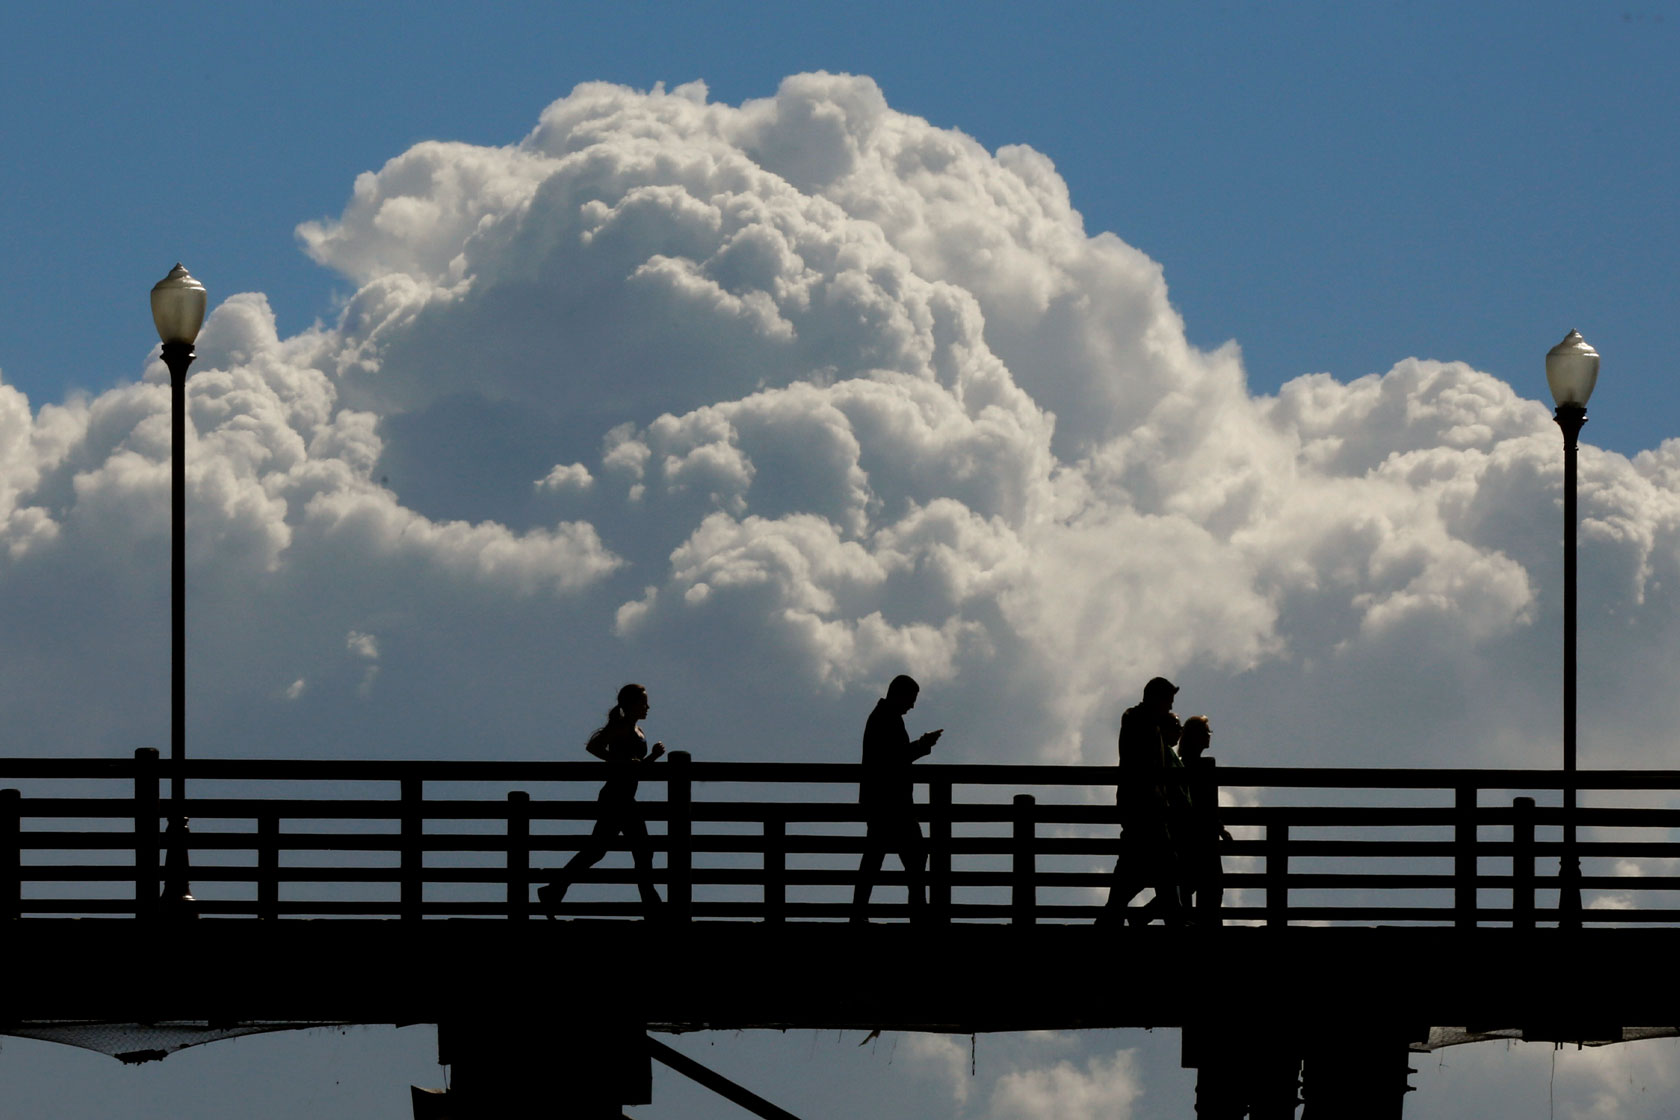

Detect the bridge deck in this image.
[5,920,1668,1038]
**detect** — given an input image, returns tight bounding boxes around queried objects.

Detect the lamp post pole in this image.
[1546,329,1598,930]
[152,263,207,915]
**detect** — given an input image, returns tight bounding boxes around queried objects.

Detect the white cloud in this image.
[895,1032,1148,1120]
[346,630,379,660]
[1416,1038,1680,1120]
[535,462,593,494]
[986,1047,1144,1120]
[901,1033,974,1107]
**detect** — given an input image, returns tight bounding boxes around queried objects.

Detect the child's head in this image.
[1179,716,1211,758]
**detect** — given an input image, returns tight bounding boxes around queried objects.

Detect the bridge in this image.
[3,750,1677,1117]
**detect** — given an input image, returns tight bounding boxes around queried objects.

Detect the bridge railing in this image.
[0,752,1677,925]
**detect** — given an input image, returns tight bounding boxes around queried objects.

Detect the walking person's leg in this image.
[1198,850,1224,926]
[854,819,887,921]
[540,811,617,915]
[1098,828,1146,925]
[622,813,663,914]
[1145,823,1182,926]
[899,819,929,916]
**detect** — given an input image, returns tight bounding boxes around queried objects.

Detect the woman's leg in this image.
[540,812,618,912]
[620,813,663,913]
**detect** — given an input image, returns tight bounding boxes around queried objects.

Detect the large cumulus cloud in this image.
[4,71,1678,779]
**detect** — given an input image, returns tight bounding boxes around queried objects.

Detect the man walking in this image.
[1099,676,1184,927]
[852,675,943,921]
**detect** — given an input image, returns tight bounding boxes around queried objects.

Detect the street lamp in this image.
[151,263,206,915]
[1546,328,1598,929]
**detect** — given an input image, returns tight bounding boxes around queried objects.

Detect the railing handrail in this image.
[5,756,1680,790]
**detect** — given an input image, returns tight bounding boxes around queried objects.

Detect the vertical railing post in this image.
[1012,794,1036,926]
[507,791,531,920]
[1512,796,1535,931]
[763,813,786,924]
[134,748,160,919]
[1455,784,1477,929]
[1264,821,1289,928]
[401,778,423,921]
[928,777,952,923]
[0,789,20,921]
[257,812,279,920]
[667,751,692,922]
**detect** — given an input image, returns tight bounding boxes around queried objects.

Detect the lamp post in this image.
[151,263,207,914]
[1546,328,1598,929]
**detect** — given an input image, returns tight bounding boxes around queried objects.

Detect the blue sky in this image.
[3,2,1675,456]
[3,3,1680,1119]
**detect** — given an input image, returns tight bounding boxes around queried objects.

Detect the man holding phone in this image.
[852,674,943,922]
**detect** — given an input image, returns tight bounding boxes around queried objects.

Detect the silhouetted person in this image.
[1174,715,1231,923]
[539,683,665,918]
[1099,676,1184,927]
[852,675,942,921]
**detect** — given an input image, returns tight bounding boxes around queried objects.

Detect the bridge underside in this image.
[5,921,1669,1041]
